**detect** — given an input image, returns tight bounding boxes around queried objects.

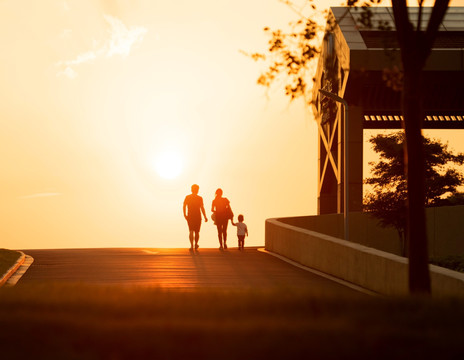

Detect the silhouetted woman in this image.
[211,188,233,250]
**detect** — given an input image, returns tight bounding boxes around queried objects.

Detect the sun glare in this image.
[155,150,183,179]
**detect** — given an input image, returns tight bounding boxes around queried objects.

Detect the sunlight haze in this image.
[1,0,464,250]
[0,0,315,249]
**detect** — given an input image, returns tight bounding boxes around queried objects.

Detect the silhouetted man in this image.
[183,184,208,251]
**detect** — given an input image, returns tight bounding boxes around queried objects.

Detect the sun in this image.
[154,150,183,179]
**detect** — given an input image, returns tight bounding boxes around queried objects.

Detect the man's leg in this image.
[194,231,200,249]
[189,230,194,250]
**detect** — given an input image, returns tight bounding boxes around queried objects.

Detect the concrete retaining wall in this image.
[279,205,464,258]
[265,218,464,297]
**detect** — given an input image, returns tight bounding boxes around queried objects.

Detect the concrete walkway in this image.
[4,255,34,287]
[18,247,367,295]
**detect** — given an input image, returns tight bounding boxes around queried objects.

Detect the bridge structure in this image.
[312,7,464,230]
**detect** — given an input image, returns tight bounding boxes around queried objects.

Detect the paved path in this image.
[19,247,366,295]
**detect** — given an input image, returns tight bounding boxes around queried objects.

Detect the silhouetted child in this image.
[231,214,248,250]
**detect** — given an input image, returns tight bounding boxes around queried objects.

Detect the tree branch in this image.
[425,0,450,48]
[391,0,412,52]
[417,0,424,31]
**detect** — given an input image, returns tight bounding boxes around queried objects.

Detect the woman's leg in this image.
[222,221,228,249]
[216,224,223,248]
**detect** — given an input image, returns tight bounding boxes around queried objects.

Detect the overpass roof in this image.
[313,7,464,129]
[332,6,464,71]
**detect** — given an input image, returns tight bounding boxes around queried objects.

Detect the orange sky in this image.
[1,0,463,250]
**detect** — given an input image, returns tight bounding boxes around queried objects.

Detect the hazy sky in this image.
[1,0,463,250]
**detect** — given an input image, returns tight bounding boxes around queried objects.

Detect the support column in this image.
[346,106,364,212]
[317,110,342,215]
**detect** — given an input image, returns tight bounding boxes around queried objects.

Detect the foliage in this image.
[433,192,464,207]
[365,132,464,205]
[247,1,390,102]
[430,255,464,273]
[245,0,321,103]
[364,132,464,255]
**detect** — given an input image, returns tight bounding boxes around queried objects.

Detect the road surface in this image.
[19,247,366,295]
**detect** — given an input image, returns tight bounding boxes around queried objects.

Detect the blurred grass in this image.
[0,249,21,276]
[1,284,464,359]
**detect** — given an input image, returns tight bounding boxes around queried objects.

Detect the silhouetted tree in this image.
[250,0,451,294]
[391,0,450,294]
[364,132,464,256]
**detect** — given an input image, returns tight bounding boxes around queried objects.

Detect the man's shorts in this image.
[187,216,201,232]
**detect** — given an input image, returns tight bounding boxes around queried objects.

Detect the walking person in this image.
[183,184,208,251]
[231,214,248,250]
[211,188,233,250]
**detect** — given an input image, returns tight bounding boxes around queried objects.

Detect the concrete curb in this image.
[258,248,379,296]
[0,251,26,288]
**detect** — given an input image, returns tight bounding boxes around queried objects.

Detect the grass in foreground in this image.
[0,249,21,276]
[1,284,463,360]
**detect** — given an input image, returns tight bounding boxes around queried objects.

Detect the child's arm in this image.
[245,224,249,236]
